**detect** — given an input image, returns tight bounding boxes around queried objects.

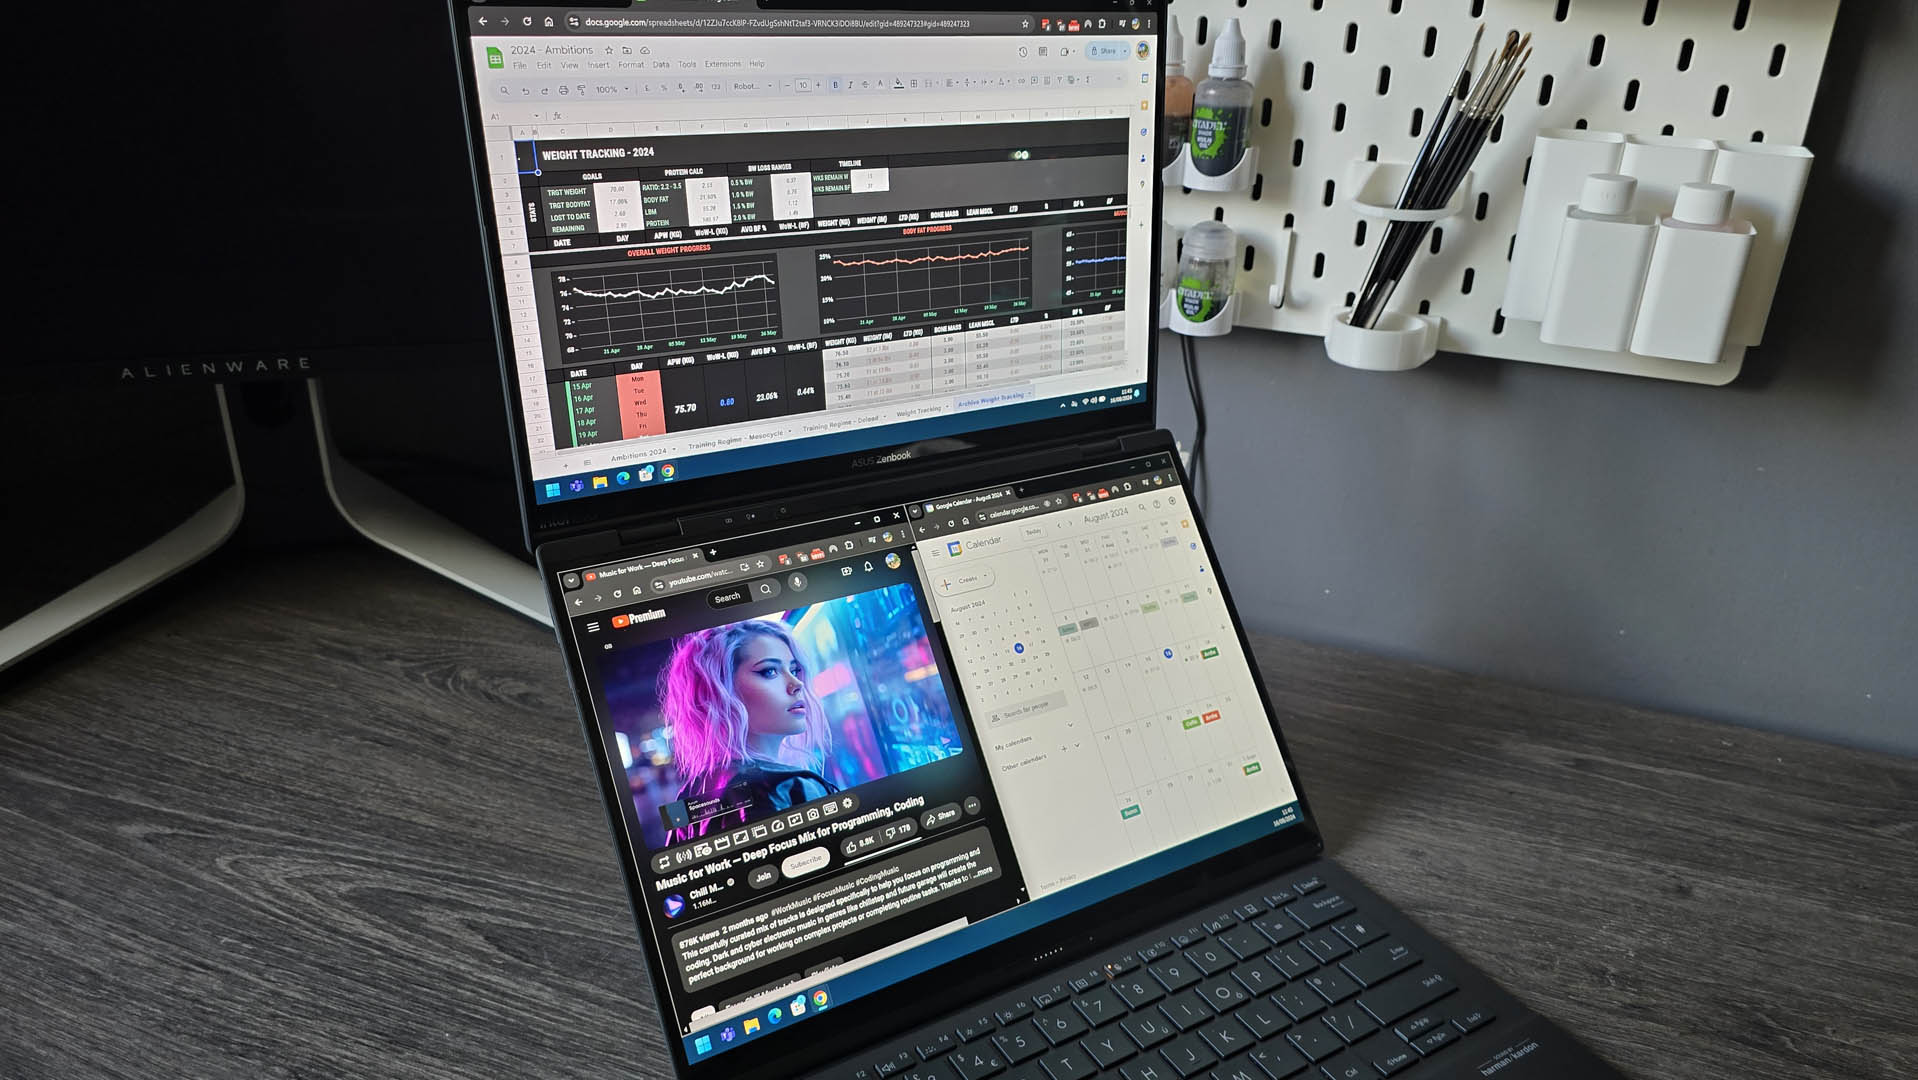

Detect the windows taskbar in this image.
[531,383,1148,504]
[682,802,1303,1065]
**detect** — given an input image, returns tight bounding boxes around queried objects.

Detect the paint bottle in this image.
[1189,18,1252,177]
[1540,174,1656,352]
[1161,16,1194,166]
[1174,221,1237,323]
[1630,182,1756,363]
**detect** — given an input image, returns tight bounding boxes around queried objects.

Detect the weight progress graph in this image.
[817,234,1033,328]
[554,257,783,359]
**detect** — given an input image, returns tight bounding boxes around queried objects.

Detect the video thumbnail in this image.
[599,581,965,850]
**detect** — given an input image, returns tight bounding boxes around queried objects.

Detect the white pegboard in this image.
[1160,0,1839,383]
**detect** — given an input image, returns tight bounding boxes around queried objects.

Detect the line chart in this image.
[816,233,1033,327]
[554,257,782,357]
[1062,224,1128,301]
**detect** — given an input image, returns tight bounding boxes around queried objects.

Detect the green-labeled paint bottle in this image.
[1175,221,1237,324]
[1189,18,1252,177]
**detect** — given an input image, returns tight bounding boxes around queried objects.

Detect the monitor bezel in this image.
[447,0,1167,552]
[536,429,1329,1080]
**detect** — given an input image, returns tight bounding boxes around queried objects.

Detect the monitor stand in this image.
[0,379,550,674]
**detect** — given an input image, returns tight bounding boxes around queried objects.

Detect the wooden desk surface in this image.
[3,549,1912,1079]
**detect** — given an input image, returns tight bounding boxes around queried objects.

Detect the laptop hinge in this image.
[672,432,1146,540]
[615,519,683,548]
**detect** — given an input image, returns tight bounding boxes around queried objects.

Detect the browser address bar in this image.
[563,12,1033,34]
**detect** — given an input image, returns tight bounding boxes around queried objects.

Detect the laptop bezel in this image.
[446,0,1169,552]
[537,431,1329,1079]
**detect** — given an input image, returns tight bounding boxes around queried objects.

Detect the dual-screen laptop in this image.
[447,3,1622,1078]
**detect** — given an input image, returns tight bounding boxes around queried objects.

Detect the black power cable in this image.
[1181,334,1208,515]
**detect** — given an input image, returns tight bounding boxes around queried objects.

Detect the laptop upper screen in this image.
[555,451,1303,1072]
[458,3,1161,521]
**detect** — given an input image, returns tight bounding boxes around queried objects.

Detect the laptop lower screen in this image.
[460,4,1159,509]
[558,452,1302,1067]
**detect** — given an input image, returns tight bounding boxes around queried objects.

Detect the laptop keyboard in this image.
[818,870,1497,1080]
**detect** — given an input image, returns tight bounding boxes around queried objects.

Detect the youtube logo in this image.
[612,614,631,629]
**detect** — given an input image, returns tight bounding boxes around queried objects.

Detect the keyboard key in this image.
[995,999,1036,1026]
[877,1049,917,1075]
[1371,1044,1419,1076]
[1339,941,1418,989]
[1319,1004,1377,1044]
[1216,925,1271,961]
[1357,970,1456,1026]
[1035,1003,1088,1045]
[1285,1023,1344,1063]
[1032,982,1070,1009]
[1082,1027,1139,1068]
[1067,967,1105,994]
[917,1032,958,1060]
[1040,1047,1097,1080]
[1251,914,1303,947]
[991,1024,1046,1063]
[1073,986,1124,1027]
[1138,939,1177,964]
[1211,1057,1266,1080]
[1317,1053,1371,1080]
[1201,912,1238,935]
[1122,1011,1175,1049]
[950,1045,1008,1080]
[1393,1010,1446,1043]
[1234,999,1290,1040]
[1303,969,1359,1004]
[1186,942,1237,975]
[1286,875,1325,897]
[1113,974,1167,1009]
[1170,925,1208,949]
[1273,984,1325,1022]
[1197,1017,1250,1059]
[1149,958,1203,993]
[1269,943,1319,979]
[957,1014,997,1043]
[1121,1058,1173,1080]
[1298,932,1350,964]
[1412,1025,1458,1056]
[1159,1033,1219,1077]
[1452,1005,1496,1033]
[1196,975,1248,1013]
[1233,902,1265,921]
[1104,953,1141,978]
[1159,990,1215,1031]
[1329,918,1384,949]
[1250,1042,1312,1078]
[1283,894,1354,931]
[1231,958,1283,996]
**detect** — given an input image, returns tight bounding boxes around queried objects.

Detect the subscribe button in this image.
[709,577,782,609]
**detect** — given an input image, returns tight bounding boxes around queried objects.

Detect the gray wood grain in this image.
[3,548,1912,1080]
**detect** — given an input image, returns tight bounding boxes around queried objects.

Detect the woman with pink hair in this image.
[658,619,836,841]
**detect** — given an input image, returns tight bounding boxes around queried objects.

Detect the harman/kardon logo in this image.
[851,448,917,468]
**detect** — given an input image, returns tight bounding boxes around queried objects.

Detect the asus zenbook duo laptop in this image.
[447,4,1624,1078]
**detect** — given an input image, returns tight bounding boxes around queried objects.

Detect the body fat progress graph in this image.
[816,233,1034,329]
[1062,223,1127,302]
